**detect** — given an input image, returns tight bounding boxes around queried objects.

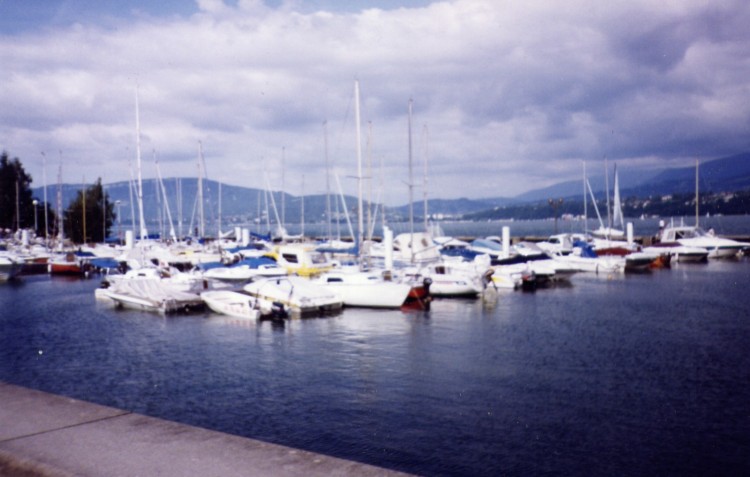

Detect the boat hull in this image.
[201,290,261,319]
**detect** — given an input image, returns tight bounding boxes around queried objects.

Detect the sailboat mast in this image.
[354,80,364,258]
[408,98,415,263]
[366,121,373,241]
[380,146,386,232]
[197,141,205,237]
[15,181,19,232]
[56,161,63,244]
[422,124,429,233]
[604,156,611,234]
[81,176,86,243]
[177,177,183,238]
[128,160,137,238]
[324,120,332,242]
[582,160,588,234]
[135,86,147,240]
[41,152,49,244]
[280,147,286,232]
[695,159,699,227]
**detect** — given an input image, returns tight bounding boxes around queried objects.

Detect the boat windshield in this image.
[674,228,707,239]
[471,239,502,251]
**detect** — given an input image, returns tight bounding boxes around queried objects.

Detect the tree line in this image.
[1,151,115,243]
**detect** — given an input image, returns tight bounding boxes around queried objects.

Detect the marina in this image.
[3,2,750,474]
[1,223,749,476]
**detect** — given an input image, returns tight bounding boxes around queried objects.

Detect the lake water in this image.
[1,254,750,475]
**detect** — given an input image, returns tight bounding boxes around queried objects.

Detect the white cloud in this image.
[1,0,749,204]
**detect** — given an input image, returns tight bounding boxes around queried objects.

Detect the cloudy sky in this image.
[2,0,749,205]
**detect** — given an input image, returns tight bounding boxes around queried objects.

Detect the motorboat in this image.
[642,243,708,263]
[658,225,748,259]
[552,240,625,274]
[102,266,208,295]
[271,244,335,277]
[99,278,205,314]
[489,265,530,290]
[242,276,343,316]
[419,258,489,297]
[201,289,286,320]
[311,269,412,308]
[203,257,287,282]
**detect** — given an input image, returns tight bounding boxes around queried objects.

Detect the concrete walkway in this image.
[0,382,411,476]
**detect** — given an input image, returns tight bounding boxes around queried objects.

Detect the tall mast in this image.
[582,160,587,234]
[301,174,305,237]
[380,144,386,232]
[218,180,222,237]
[408,98,415,264]
[422,124,429,233]
[56,160,63,244]
[102,181,106,243]
[324,120,332,242]
[604,156,611,236]
[281,146,286,231]
[177,177,183,238]
[81,176,86,243]
[15,181,19,231]
[695,159,699,227]
[41,152,49,244]
[354,80,364,260]
[128,160,137,237]
[197,141,205,237]
[366,121,373,241]
[135,86,147,240]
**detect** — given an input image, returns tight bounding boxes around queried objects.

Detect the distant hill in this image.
[31,152,750,223]
[32,178,365,228]
[624,152,750,197]
[514,168,661,202]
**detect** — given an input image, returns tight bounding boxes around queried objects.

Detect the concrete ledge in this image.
[0,382,411,477]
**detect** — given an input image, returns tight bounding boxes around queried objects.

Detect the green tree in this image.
[0,151,35,231]
[63,178,115,244]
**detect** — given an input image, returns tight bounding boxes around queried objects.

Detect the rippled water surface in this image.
[2,260,749,476]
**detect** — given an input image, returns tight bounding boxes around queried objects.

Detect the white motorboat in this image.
[642,243,708,263]
[242,276,343,316]
[271,244,335,277]
[103,266,208,294]
[203,257,287,282]
[419,260,488,297]
[552,241,626,274]
[100,278,205,314]
[201,290,286,319]
[658,226,749,259]
[311,270,411,308]
[489,265,526,290]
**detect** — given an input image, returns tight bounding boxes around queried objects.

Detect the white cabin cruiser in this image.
[659,226,749,259]
[311,269,411,308]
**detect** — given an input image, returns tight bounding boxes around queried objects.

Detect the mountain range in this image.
[32,152,750,224]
